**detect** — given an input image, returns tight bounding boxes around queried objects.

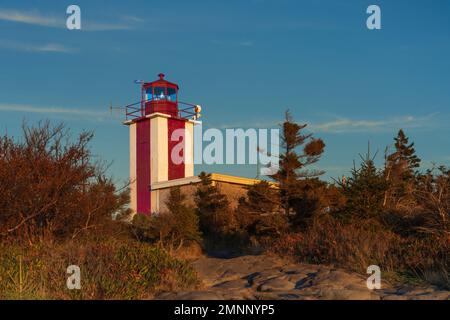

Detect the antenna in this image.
[108,101,127,116]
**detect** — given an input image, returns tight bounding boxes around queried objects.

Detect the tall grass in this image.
[0,240,198,299]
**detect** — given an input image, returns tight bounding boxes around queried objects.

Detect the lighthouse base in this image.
[135,173,267,215]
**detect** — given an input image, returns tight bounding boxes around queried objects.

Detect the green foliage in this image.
[0,240,198,299]
[290,179,346,229]
[272,129,449,288]
[384,129,422,207]
[132,187,201,252]
[237,181,288,241]
[340,152,388,220]
[0,248,43,299]
[387,129,421,178]
[238,181,278,217]
[272,111,326,215]
[195,172,236,236]
[2,118,448,293]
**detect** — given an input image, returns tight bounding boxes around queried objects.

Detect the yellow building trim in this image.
[151,172,277,190]
[151,176,200,190]
[210,173,259,186]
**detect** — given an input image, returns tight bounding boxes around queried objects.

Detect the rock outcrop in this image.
[156,255,450,300]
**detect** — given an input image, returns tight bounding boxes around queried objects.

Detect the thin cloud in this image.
[0,8,61,27]
[309,114,438,133]
[211,39,255,47]
[120,15,145,23]
[36,43,72,53]
[0,103,112,121]
[83,22,132,32]
[216,119,281,129]
[215,113,438,133]
[239,41,254,47]
[0,40,74,53]
[0,8,135,31]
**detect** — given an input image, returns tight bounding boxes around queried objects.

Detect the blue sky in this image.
[0,0,449,184]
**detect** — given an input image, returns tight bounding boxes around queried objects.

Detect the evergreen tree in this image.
[272,111,325,215]
[386,129,421,180]
[290,178,346,229]
[385,129,421,207]
[194,172,235,235]
[341,152,388,220]
[236,181,287,239]
[166,187,201,243]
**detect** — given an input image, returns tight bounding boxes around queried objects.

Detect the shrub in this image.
[272,214,449,288]
[131,187,201,253]
[272,215,401,274]
[0,121,130,244]
[414,166,450,236]
[399,235,449,288]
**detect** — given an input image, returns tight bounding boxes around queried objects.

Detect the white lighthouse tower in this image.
[123,73,201,215]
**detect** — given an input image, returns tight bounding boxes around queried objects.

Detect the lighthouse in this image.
[124,73,201,215]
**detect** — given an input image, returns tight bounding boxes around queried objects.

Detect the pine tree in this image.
[194,172,235,236]
[385,129,421,207]
[166,187,201,243]
[341,151,388,220]
[236,181,287,239]
[289,178,346,229]
[387,129,421,180]
[272,111,325,215]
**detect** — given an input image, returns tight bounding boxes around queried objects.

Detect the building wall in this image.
[136,119,151,214]
[129,123,137,215]
[184,121,194,177]
[154,181,249,214]
[150,116,168,183]
[168,118,186,180]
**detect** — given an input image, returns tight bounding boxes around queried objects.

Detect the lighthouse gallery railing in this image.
[125,99,198,121]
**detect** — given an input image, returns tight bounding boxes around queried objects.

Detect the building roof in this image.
[151,173,277,190]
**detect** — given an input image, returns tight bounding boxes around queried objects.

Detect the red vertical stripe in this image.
[136,119,151,214]
[168,118,185,180]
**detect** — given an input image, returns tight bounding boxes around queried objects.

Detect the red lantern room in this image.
[142,73,179,117]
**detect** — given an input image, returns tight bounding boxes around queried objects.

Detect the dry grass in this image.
[0,239,198,299]
[271,215,449,289]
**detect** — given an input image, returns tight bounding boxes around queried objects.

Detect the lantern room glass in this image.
[153,87,166,101]
[167,87,177,102]
[145,88,152,101]
[146,87,177,102]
